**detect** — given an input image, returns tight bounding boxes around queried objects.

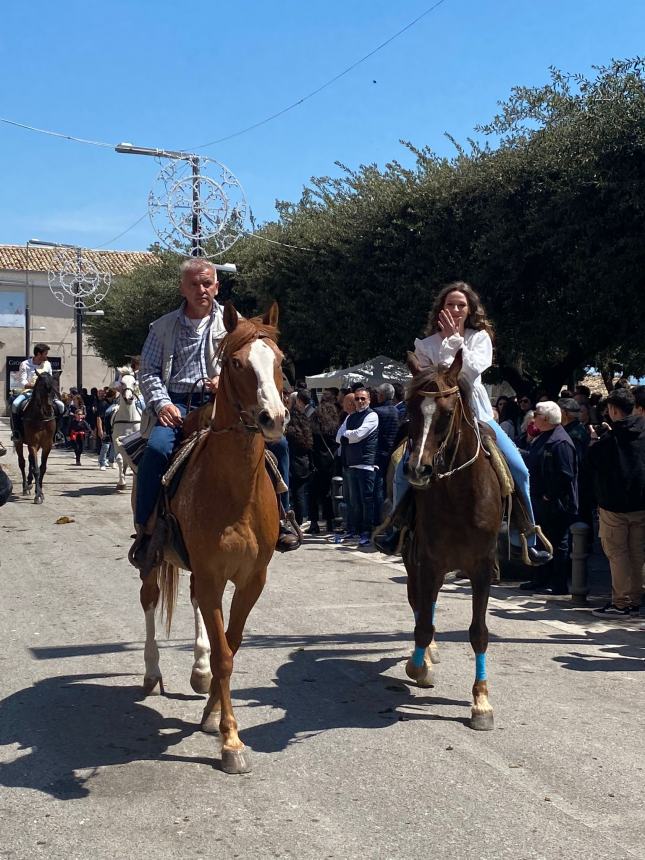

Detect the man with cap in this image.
[559,397,590,463]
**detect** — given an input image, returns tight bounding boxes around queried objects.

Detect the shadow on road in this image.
[233,646,472,754]
[0,673,198,800]
[60,485,118,497]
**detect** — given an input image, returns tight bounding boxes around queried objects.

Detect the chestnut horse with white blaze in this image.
[402,349,503,730]
[15,372,56,505]
[139,302,286,774]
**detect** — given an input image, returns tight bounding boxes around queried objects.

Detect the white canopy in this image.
[305,355,411,390]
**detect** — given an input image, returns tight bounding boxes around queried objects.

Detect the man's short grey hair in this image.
[377,383,395,400]
[180,258,218,280]
[534,400,562,425]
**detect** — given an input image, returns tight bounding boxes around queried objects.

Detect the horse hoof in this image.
[470,710,494,731]
[221,746,251,774]
[116,484,127,492]
[201,710,220,734]
[405,658,434,688]
[34,496,43,505]
[428,643,441,665]
[190,669,212,695]
[143,675,164,696]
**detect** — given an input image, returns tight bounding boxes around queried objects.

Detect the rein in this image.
[427,390,483,481]
[208,344,263,437]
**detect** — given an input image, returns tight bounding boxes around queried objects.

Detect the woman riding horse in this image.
[376,281,552,566]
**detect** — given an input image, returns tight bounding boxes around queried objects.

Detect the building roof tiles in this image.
[0,244,155,276]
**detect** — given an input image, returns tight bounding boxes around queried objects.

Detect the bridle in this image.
[415,384,483,480]
[113,377,142,425]
[209,335,284,437]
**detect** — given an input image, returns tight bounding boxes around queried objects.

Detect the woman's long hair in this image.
[286,408,313,449]
[313,396,340,437]
[425,281,495,342]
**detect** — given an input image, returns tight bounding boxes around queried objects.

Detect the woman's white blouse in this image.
[413,328,494,422]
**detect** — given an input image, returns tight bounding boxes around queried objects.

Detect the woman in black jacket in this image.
[308,393,340,533]
[285,391,314,525]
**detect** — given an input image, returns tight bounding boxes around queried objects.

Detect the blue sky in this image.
[1,0,643,253]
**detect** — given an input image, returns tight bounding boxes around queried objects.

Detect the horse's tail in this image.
[158,560,180,637]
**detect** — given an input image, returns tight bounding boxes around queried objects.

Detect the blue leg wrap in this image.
[412,646,426,668]
[475,652,487,682]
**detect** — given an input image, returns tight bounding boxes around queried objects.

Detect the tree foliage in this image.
[89,59,645,394]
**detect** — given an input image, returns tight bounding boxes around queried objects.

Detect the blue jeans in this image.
[393,419,537,546]
[346,468,376,536]
[266,436,289,511]
[99,438,115,467]
[135,395,199,526]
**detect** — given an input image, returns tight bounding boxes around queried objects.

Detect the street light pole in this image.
[29,239,108,392]
[191,156,201,256]
[114,142,238,271]
[75,247,83,390]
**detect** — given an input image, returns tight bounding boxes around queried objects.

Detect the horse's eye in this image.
[232,358,242,370]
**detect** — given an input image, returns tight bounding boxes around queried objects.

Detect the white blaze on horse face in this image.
[248,340,284,426]
[414,397,436,471]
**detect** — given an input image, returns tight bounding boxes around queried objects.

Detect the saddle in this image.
[135,426,294,576]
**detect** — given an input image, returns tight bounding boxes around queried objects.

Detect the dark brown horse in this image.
[402,349,503,730]
[138,303,287,773]
[15,373,56,505]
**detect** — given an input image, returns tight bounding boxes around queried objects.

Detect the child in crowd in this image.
[68,409,92,466]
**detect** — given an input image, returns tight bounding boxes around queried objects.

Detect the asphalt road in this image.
[0,426,643,860]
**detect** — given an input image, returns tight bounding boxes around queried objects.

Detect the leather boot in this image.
[372,490,416,556]
[11,412,23,442]
[128,524,152,570]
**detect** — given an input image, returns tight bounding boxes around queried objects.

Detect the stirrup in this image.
[276,510,303,552]
[518,527,553,567]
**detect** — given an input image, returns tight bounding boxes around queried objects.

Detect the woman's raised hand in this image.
[438,309,460,338]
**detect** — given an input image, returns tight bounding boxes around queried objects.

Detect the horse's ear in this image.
[407,351,423,376]
[262,301,279,329]
[446,349,463,386]
[223,301,239,333]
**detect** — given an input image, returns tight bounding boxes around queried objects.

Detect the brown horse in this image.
[139,302,287,773]
[402,349,503,730]
[15,373,56,505]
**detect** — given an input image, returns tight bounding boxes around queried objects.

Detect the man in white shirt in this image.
[11,343,64,441]
[336,386,379,546]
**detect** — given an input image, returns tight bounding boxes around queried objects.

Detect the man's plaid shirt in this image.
[139,303,221,413]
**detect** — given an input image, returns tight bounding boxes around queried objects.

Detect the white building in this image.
[0,245,153,411]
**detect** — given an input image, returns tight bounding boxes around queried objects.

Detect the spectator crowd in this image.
[4,365,645,625]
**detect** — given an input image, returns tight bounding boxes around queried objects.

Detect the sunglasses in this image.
[354,396,368,402]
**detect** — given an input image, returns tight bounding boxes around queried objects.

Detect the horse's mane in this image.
[117,364,134,377]
[217,316,279,361]
[25,373,55,418]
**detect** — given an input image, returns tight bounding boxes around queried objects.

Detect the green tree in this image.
[89,59,645,395]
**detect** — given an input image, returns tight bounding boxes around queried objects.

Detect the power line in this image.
[194,0,449,149]
[1,1,450,155]
[95,213,150,248]
[0,116,114,148]
[246,232,316,252]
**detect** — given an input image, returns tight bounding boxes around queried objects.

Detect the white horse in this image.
[113,367,142,492]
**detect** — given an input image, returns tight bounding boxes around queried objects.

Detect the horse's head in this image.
[117,368,138,404]
[218,301,287,441]
[27,372,55,419]
[404,350,463,488]
[32,372,55,401]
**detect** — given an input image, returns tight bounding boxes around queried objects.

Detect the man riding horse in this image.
[130,258,298,568]
[10,343,64,442]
